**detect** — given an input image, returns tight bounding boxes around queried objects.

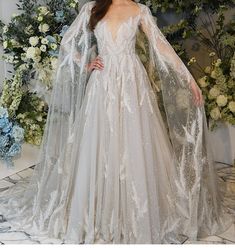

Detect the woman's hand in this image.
[190,80,204,107]
[86,55,104,72]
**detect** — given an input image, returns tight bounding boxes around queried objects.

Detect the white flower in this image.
[215,59,222,67]
[5,55,14,63]
[12,13,19,18]
[25,25,34,35]
[228,101,235,113]
[70,2,77,8]
[40,45,47,52]
[209,52,216,57]
[204,66,211,74]
[3,25,8,33]
[209,87,220,98]
[39,23,50,33]
[38,6,49,15]
[41,38,49,44]
[50,43,57,50]
[216,95,227,107]
[3,41,8,49]
[210,107,221,120]
[38,16,43,22]
[50,57,58,70]
[33,56,42,63]
[210,70,217,79]
[36,116,43,122]
[26,47,41,59]
[19,63,29,70]
[29,36,39,46]
[197,76,208,88]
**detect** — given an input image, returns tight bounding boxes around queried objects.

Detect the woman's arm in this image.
[139,5,203,106]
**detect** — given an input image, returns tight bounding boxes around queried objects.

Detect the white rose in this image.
[26,47,41,59]
[40,45,47,52]
[216,95,227,107]
[29,36,39,46]
[41,38,49,44]
[228,101,235,113]
[39,23,50,33]
[210,107,221,120]
[209,87,220,98]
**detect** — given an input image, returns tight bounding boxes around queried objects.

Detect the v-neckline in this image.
[99,4,142,43]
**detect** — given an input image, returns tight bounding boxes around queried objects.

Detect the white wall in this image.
[0,0,19,89]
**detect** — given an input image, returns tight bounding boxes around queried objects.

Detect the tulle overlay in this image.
[0,1,233,244]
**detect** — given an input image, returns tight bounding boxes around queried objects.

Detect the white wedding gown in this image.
[0,1,233,244]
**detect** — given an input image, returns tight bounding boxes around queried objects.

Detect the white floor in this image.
[0,156,234,244]
[0,143,40,180]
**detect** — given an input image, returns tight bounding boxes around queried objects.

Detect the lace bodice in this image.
[94,11,142,57]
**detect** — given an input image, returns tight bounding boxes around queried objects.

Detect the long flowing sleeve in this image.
[139,5,197,86]
[60,1,96,73]
[0,1,99,240]
[138,4,234,240]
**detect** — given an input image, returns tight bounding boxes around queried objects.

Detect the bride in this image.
[0,0,233,244]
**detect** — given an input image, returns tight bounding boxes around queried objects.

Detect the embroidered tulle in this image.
[0,1,234,244]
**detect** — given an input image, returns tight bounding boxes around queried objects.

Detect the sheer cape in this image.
[0,0,233,243]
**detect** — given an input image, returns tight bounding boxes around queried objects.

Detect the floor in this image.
[0,163,234,244]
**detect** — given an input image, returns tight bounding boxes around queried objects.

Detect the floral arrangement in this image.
[0,0,79,146]
[188,7,235,130]
[0,107,24,168]
[197,54,235,130]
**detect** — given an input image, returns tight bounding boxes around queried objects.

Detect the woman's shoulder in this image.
[80,1,95,12]
[82,1,96,9]
[136,2,151,14]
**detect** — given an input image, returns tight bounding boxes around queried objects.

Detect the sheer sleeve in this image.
[139,5,197,86]
[60,1,96,67]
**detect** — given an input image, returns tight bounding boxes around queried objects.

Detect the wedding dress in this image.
[0,1,234,244]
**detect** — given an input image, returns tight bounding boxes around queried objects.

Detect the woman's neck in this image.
[111,0,131,5]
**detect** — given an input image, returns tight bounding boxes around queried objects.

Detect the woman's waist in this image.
[98,46,137,57]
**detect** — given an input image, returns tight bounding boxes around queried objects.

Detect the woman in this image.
[0,0,233,244]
